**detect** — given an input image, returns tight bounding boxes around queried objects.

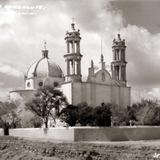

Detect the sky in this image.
[0,0,160,102]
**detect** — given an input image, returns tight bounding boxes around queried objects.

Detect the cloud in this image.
[0,0,160,102]
[0,64,23,77]
[0,0,123,75]
[132,87,160,104]
[0,71,23,101]
[120,25,160,88]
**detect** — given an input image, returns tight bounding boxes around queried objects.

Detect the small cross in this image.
[71,18,76,30]
[44,41,47,50]
[72,17,75,24]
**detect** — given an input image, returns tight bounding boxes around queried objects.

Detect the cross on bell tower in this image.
[64,21,82,82]
[111,34,127,86]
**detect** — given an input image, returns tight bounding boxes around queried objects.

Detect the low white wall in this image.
[2,126,160,141]
[9,127,75,141]
[0,128,3,136]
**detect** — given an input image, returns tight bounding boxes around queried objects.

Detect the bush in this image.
[0,101,21,128]
[30,116,43,128]
[77,103,94,126]
[131,99,160,126]
[93,103,112,126]
[59,105,78,126]
[143,106,160,125]
[110,104,127,126]
[60,103,112,127]
[60,100,160,127]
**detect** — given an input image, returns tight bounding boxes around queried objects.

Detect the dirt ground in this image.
[1,136,160,160]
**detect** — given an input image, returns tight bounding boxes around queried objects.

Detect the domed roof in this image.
[26,49,63,79]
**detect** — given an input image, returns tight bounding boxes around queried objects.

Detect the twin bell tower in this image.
[64,22,127,86]
[64,22,82,82]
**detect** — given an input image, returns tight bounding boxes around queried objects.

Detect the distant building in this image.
[10,23,131,107]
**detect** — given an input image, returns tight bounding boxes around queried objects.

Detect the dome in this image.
[26,50,63,79]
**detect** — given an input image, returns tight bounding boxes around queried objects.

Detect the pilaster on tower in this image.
[64,22,83,82]
[111,34,127,86]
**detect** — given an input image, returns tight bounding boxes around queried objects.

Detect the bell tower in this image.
[111,34,127,86]
[64,22,82,82]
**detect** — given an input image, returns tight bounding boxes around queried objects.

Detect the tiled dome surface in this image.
[27,57,63,78]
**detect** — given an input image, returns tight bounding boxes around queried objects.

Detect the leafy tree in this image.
[110,104,127,126]
[125,106,137,125]
[26,86,67,128]
[60,102,112,127]
[59,105,78,126]
[0,101,20,128]
[143,105,160,125]
[151,107,160,125]
[93,103,112,126]
[77,103,94,126]
[30,115,43,128]
[130,99,160,126]
[59,102,94,127]
[111,100,158,126]
[0,101,16,116]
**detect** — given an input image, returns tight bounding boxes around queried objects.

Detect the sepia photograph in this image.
[0,0,160,159]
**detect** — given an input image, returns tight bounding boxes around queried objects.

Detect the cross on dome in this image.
[42,41,48,58]
[72,17,75,24]
[44,41,47,50]
[101,54,104,62]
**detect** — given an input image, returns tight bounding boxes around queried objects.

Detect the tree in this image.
[0,101,16,117]
[93,103,112,126]
[143,105,160,126]
[26,86,67,128]
[77,103,94,126]
[59,102,94,127]
[125,106,137,126]
[59,105,78,126]
[0,101,20,128]
[30,115,43,128]
[127,99,160,126]
[111,104,127,126]
[59,102,113,127]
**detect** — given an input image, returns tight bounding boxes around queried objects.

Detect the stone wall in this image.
[9,128,75,141]
[2,126,160,141]
[74,126,160,141]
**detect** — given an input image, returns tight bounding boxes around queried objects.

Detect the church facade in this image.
[10,23,131,107]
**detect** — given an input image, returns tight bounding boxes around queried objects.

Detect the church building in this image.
[10,22,131,107]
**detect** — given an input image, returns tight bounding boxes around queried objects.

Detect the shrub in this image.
[59,105,78,126]
[30,116,43,128]
[93,103,112,126]
[131,99,160,126]
[59,103,112,127]
[111,104,127,126]
[77,103,94,126]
